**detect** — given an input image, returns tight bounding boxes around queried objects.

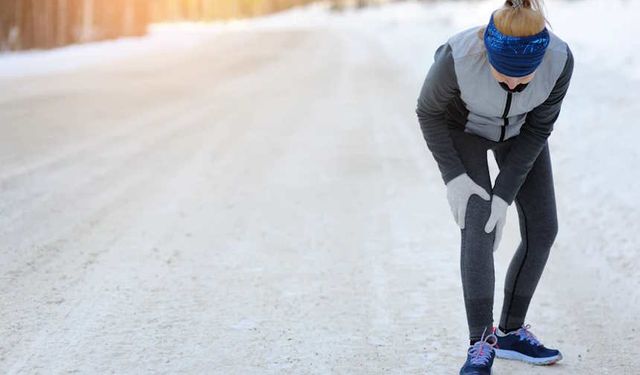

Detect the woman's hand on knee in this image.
[484,195,509,252]
[445,172,491,229]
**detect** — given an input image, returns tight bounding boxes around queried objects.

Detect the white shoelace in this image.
[516,323,542,346]
[469,327,498,365]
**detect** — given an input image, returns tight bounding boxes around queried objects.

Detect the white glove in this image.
[484,194,509,252]
[445,173,491,229]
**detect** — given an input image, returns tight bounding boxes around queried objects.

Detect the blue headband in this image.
[483,11,550,77]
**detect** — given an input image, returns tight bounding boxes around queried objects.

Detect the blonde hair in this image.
[494,0,551,36]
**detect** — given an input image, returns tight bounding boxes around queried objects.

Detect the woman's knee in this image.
[463,194,493,232]
[545,214,559,248]
[512,145,559,249]
[519,204,559,251]
[537,206,558,249]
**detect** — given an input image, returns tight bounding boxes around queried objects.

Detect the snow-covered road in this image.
[1,1,638,374]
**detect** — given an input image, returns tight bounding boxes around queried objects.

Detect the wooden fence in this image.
[0,0,315,51]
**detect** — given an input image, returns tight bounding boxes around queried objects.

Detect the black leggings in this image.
[449,127,559,341]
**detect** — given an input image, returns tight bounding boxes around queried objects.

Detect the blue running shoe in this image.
[459,328,498,375]
[494,324,563,365]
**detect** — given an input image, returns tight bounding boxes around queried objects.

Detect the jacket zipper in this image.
[500,92,513,142]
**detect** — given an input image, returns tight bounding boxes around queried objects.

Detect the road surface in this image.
[1,3,638,374]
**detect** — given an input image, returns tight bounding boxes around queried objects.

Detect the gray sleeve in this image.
[415,42,467,185]
[492,44,575,205]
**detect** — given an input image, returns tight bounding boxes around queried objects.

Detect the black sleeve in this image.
[492,45,575,205]
[415,42,467,185]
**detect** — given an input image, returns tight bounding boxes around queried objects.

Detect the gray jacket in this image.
[415,25,574,205]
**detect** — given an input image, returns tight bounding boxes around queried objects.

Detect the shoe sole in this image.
[494,349,562,365]
[459,367,493,375]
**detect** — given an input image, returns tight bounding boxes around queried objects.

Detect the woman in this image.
[415,0,574,373]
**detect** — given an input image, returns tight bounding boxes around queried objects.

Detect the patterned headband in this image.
[483,11,550,77]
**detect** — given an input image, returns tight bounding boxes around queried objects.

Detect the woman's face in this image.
[489,65,535,92]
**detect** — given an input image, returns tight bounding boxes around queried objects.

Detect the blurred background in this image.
[1,0,411,52]
[0,0,638,374]
[1,0,323,51]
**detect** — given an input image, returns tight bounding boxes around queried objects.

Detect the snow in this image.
[1,0,638,373]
